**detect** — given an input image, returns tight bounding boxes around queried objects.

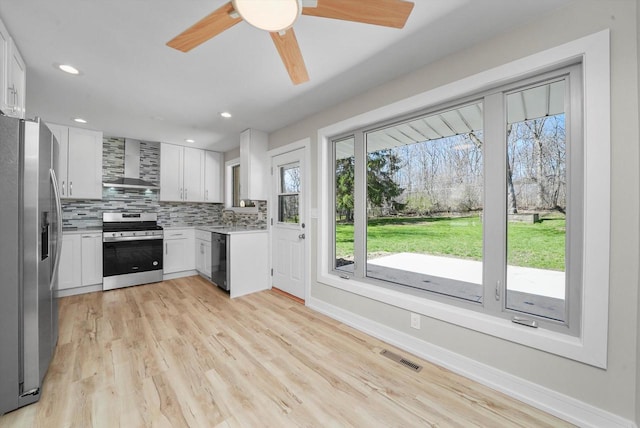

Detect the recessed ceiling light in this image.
[73,118,87,124]
[220,112,232,118]
[58,64,80,75]
[185,139,195,143]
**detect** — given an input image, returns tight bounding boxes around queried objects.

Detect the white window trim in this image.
[317,30,610,368]
[224,157,258,213]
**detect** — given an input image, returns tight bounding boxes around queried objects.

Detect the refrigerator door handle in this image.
[49,168,63,288]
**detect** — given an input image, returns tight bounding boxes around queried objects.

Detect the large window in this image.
[331,65,582,334]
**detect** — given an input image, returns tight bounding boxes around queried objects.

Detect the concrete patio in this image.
[340,252,566,320]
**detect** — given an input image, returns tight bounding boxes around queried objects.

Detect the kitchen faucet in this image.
[222,209,236,227]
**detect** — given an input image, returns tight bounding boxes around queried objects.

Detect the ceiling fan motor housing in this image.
[231,0,303,33]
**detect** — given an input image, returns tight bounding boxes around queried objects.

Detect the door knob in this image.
[298,233,305,239]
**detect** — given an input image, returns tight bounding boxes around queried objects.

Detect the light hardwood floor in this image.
[1,276,573,427]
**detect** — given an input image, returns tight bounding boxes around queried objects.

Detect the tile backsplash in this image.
[61,137,267,229]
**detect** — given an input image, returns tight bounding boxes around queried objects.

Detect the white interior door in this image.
[271,148,306,299]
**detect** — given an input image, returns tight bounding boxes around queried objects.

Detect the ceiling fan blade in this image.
[270,29,309,85]
[167,2,242,52]
[302,0,414,29]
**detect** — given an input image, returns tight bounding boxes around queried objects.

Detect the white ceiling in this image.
[0,0,570,152]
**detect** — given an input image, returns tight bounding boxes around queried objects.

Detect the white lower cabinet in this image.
[163,229,195,274]
[195,230,212,278]
[229,232,268,298]
[58,234,82,290]
[58,232,102,293]
[80,233,103,286]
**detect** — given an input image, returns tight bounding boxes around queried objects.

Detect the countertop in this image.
[62,225,267,235]
[62,227,103,234]
[195,225,268,235]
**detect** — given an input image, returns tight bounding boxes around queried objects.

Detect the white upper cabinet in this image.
[67,127,103,199]
[204,150,223,203]
[160,144,222,203]
[0,17,26,119]
[6,38,25,119]
[0,20,9,116]
[183,146,203,202]
[160,143,184,201]
[240,129,268,200]
[48,123,69,196]
[48,123,103,200]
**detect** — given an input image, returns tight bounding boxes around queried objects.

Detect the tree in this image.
[334,149,404,220]
[335,156,355,221]
[367,149,403,214]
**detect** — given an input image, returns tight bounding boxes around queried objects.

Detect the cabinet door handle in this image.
[206,190,208,200]
[7,85,15,112]
[62,181,66,196]
[70,181,73,196]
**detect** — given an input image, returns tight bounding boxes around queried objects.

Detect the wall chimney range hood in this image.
[102,139,159,190]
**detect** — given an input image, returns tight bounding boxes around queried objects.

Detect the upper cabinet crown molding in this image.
[0,16,25,119]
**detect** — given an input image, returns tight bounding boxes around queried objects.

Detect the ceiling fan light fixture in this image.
[232,0,302,32]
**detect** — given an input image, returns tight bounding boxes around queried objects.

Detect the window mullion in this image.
[353,131,366,279]
[566,64,584,334]
[483,93,507,315]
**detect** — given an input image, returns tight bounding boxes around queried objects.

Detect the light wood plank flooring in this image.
[1,276,573,427]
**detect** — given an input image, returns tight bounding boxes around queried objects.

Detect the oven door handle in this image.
[103,235,164,243]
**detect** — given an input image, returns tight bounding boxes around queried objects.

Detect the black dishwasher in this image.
[211,232,229,291]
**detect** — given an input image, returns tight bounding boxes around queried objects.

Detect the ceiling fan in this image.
[166,0,415,85]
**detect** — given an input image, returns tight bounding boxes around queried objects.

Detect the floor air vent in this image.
[380,349,423,372]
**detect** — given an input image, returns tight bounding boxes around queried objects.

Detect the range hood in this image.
[102,139,159,190]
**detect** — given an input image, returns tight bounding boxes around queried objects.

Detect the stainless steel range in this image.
[102,212,164,290]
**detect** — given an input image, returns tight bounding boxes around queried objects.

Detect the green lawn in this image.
[336,215,566,271]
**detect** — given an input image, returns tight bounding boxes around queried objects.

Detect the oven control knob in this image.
[133,232,137,236]
[112,233,116,237]
[120,232,124,237]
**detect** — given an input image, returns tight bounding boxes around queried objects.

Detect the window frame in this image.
[225,158,258,212]
[317,30,610,368]
[276,161,302,225]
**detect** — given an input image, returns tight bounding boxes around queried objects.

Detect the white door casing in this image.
[271,148,306,299]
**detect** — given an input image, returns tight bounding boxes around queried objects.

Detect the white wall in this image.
[269,0,640,423]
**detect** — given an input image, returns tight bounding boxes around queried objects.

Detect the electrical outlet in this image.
[410,313,421,329]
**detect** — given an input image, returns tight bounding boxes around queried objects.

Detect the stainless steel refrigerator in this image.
[0,116,62,415]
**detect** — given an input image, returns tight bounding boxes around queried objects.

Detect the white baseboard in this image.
[163,270,198,281]
[307,297,636,428]
[54,283,102,298]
